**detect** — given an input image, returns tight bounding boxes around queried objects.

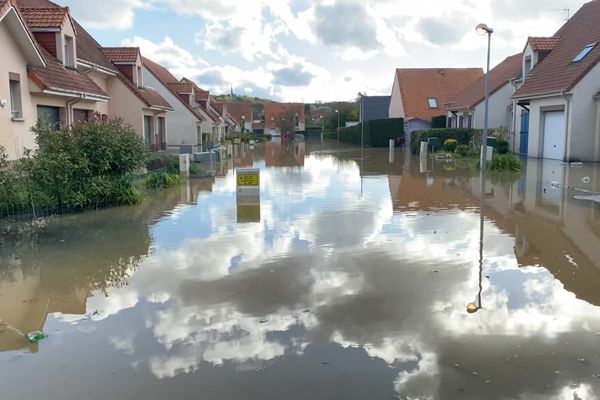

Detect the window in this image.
[427,98,438,109]
[9,75,22,119]
[64,35,75,68]
[137,66,143,88]
[524,56,532,75]
[573,43,597,63]
[37,106,61,129]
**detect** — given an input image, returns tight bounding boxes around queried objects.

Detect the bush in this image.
[338,118,404,147]
[495,140,509,155]
[431,115,448,129]
[147,153,179,172]
[0,119,147,217]
[487,154,521,172]
[443,139,458,152]
[145,172,183,189]
[455,145,470,157]
[411,128,481,154]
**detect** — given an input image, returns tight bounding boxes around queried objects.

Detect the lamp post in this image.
[240,115,246,133]
[476,23,494,172]
[358,92,364,151]
[335,109,340,141]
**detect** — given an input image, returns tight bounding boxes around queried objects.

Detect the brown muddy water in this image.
[1,139,600,400]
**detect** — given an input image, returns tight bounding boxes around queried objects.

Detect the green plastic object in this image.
[26,331,46,343]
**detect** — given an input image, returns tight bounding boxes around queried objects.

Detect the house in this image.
[445,53,522,132]
[264,102,305,136]
[360,95,390,123]
[226,102,253,132]
[512,0,600,162]
[388,68,483,142]
[213,101,240,133]
[142,56,212,151]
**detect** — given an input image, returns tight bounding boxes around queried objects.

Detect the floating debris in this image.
[581,177,591,184]
[259,320,269,324]
[453,363,460,368]
[26,331,46,343]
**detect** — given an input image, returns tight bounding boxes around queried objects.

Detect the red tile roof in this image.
[102,47,139,64]
[514,1,600,99]
[142,56,206,121]
[227,103,253,125]
[19,6,67,29]
[28,46,108,98]
[115,73,172,110]
[264,102,305,129]
[167,82,194,93]
[395,68,483,121]
[72,20,117,73]
[447,53,522,111]
[527,37,559,52]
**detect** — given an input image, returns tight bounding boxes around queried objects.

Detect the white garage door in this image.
[543,111,566,160]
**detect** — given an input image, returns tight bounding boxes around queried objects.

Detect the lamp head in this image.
[466,303,480,314]
[476,23,494,35]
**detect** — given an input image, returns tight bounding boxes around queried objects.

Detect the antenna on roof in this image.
[545,8,570,21]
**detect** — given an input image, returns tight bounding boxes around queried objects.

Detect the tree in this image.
[274,109,301,134]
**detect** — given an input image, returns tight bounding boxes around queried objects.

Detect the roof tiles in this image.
[19,6,66,28]
[528,37,559,52]
[102,47,139,64]
[447,53,522,110]
[395,68,483,121]
[514,0,600,98]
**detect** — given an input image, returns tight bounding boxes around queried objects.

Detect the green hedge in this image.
[411,128,481,154]
[338,118,404,147]
[431,115,448,129]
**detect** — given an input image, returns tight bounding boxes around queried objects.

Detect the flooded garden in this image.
[1,139,600,399]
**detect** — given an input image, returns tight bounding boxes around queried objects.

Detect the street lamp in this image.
[240,115,246,133]
[358,92,365,151]
[476,23,494,172]
[335,109,340,141]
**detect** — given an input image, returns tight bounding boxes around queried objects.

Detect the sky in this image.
[55,0,588,103]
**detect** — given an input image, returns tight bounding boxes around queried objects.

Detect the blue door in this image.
[519,112,529,155]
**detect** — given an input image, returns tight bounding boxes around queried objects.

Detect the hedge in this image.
[431,115,448,129]
[338,118,404,147]
[411,128,482,154]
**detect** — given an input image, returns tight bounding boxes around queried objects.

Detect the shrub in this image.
[411,128,481,154]
[487,154,521,172]
[456,145,470,157]
[431,115,448,129]
[495,140,510,155]
[147,153,179,172]
[145,172,183,189]
[443,139,458,152]
[338,118,404,147]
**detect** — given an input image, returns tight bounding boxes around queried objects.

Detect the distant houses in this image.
[264,102,305,136]
[388,68,483,141]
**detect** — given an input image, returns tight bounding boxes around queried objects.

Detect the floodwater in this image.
[1,139,600,400]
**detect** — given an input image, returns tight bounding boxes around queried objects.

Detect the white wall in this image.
[143,67,200,148]
[0,20,37,160]
[389,73,405,119]
[567,61,600,161]
[472,83,514,130]
[106,76,145,136]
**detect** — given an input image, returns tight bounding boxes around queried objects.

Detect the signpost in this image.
[236,168,260,223]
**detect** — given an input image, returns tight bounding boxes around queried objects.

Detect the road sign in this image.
[237,168,260,187]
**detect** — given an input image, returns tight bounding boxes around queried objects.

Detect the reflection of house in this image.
[446,53,522,131]
[388,68,483,141]
[264,102,305,136]
[512,1,600,161]
[265,140,305,167]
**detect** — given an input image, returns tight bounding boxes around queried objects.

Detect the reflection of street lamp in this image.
[476,23,494,172]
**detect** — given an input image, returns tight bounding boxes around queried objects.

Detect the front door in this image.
[543,111,566,160]
[143,116,153,148]
[519,111,529,155]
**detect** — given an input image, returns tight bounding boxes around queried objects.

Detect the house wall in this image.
[389,74,405,119]
[406,119,430,143]
[527,95,567,159]
[472,83,514,130]
[106,76,144,136]
[84,70,109,116]
[0,21,38,160]
[567,61,600,162]
[595,100,600,161]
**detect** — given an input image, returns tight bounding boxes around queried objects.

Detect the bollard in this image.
[179,154,190,178]
[389,140,395,163]
[420,141,428,156]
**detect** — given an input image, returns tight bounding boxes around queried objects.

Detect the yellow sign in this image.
[237,169,260,187]
[237,204,261,223]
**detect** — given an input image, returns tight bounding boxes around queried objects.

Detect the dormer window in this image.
[64,35,75,68]
[573,43,597,63]
[427,98,438,109]
[524,56,532,75]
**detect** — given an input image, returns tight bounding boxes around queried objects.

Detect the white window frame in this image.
[64,35,75,68]
[427,98,438,109]
[9,79,22,119]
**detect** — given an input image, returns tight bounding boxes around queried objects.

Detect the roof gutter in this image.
[513,90,567,101]
[43,88,110,102]
[77,60,117,76]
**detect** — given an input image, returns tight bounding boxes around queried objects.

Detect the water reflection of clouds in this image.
[55,154,600,398]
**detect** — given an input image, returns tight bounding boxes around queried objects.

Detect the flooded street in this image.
[1,139,600,400]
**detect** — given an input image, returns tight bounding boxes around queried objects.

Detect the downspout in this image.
[66,98,80,126]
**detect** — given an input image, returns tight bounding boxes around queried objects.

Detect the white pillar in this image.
[179,154,190,178]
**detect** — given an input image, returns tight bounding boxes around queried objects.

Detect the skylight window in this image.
[572,43,597,63]
[428,98,438,109]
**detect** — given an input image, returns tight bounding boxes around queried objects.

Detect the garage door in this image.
[543,111,566,160]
